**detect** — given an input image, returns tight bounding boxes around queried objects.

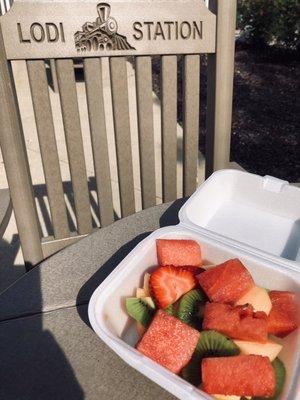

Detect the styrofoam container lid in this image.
[88,169,300,399]
[179,169,300,271]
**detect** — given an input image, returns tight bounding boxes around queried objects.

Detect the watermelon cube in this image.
[197,258,254,303]
[203,302,268,342]
[156,239,202,267]
[268,290,298,338]
[137,309,200,374]
[202,355,275,397]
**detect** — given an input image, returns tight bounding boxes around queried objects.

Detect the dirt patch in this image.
[152,48,299,182]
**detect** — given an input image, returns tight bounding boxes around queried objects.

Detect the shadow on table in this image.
[0,234,25,293]
[0,301,84,400]
[0,197,187,399]
[76,198,188,327]
[1,242,85,398]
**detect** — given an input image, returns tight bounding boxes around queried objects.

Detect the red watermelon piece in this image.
[196,258,254,303]
[203,302,268,342]
[268,290,298,338]
[202,355,275,397]
[156,239,202,267]
[137,310,200,374]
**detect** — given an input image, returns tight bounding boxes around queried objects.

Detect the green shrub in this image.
[237,0,299,49]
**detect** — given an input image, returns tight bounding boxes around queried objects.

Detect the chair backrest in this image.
[0,0,12,16]
[0,0,237,267]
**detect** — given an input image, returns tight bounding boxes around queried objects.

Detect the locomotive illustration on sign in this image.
[75,3,135,51]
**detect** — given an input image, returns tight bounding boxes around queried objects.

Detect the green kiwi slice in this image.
[164,303,174,316]
[181,330,240,386]
[271,358,286,400]
[177,289,207,327]
[195,330,240,358]
[254,357,286,400]
[125,298,155,327]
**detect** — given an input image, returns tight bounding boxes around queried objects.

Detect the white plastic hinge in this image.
[263,175,288,193]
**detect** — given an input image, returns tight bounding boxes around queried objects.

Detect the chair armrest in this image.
[0,188,12,238]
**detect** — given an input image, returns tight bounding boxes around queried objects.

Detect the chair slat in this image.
[84,58,114,227]
[109,57,135,217]
[27,60,69,239]
[56,59,92,234]
[135,56,156,209]
[206,0,237,177]
[183,55,200,196]
[0,30,43,266]
[161,55,177,202]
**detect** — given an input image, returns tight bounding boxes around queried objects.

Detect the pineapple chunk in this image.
[142,296,155,309]
[235,286,272,315]
[136,288,145,298]
[233,339,282,362]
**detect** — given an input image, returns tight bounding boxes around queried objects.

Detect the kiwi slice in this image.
[177,289,207,327]
[181,330,240,386]
[125,298,155,327]
[195,330,240,358]
[254,357,286,400]
[182,354,201,386]
[164,303,174,316]
[271,358,286,400]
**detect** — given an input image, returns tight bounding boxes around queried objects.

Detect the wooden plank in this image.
[109,57,135,217]
[206,0,237,177]
[27,60,69,239]
[182,55,200,196]
[0,188,12,239]
[0,27,43,267]
[56,59,92,234]
[161,55,177,202]
[50,59,59,93]
[135,56,156,209]
[84,57,114,227]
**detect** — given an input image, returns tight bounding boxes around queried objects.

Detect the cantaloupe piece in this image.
[235,286,272,315]
[233,339,282,361]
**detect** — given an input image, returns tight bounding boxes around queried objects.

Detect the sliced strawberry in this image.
[150,266,196,309]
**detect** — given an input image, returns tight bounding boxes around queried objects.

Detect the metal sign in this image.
[0,0,216,59]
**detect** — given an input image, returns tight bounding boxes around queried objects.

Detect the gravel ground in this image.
[152,48,299,182]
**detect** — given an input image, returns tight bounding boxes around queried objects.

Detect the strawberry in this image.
[150,266,196,309]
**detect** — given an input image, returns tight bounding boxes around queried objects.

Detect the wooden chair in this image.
[0,0,237,268]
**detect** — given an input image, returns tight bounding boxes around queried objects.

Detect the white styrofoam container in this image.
[89,170,300,400]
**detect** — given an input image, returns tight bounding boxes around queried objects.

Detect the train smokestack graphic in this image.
[75,3,135,51]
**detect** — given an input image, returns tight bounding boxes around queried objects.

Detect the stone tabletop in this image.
[0,305,176,400]
[0,201,188,399]
[0,200,186,321]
